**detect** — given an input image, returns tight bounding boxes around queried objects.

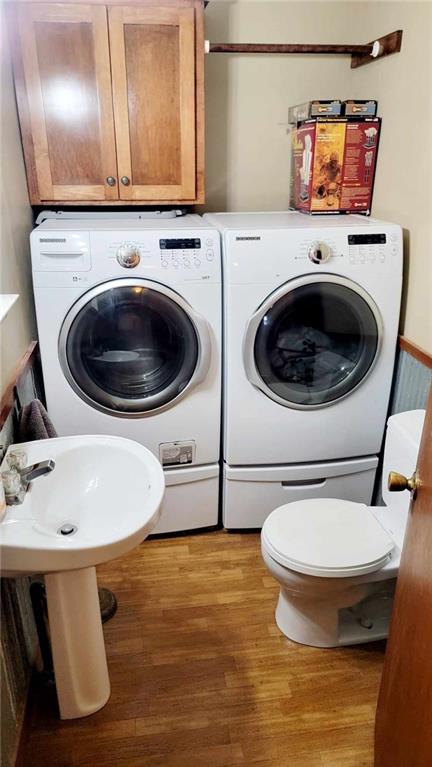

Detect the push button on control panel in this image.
[347,233,390,265]
[157,236,216,271]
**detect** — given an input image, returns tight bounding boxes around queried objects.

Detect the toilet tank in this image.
[382,410,426,510]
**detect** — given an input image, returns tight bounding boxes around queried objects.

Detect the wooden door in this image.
[375,386,432,766]
[13,3,118,203]
[108,5,196,202]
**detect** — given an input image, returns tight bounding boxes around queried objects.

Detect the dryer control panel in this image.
[298,231,400,267]
[224,221,402,286]
[308,241,332,264]
[347,232,399,264]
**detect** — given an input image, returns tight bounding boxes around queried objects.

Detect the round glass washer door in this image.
[59,279,211,416]
[244,274,382,409]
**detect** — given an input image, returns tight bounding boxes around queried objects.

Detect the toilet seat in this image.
[262,498,395,578]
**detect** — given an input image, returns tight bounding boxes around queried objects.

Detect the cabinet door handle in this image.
[121,176,130,186]
[106,176,117,186]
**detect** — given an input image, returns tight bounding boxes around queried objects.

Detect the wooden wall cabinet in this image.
[10,0,204,205]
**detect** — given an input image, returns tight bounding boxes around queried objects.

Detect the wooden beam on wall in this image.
[0,341,38,431]
[399,336,432,370]
[207,31,403,69]
[351,30,403,68]
[209,42,372,56]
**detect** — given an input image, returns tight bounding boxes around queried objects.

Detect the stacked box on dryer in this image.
[290,117,381,215]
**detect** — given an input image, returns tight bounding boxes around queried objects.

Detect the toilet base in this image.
[275,583,396,648]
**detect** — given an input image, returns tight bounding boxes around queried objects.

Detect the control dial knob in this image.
[308,241,331,264]
[116,244,140,268]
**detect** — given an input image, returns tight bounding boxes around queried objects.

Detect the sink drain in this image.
[58,523,78,536]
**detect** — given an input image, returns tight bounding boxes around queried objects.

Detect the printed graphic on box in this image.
[310,122,346,211]
[343,100,378,117]
[340,122,379,212]
[290,123,316,210]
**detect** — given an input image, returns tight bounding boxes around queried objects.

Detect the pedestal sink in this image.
[0,435,164,719]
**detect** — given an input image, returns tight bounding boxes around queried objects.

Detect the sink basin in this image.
[0,435,164,576]
[0,435,164,720]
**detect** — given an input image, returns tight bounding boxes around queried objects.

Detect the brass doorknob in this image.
[388,471,418,494]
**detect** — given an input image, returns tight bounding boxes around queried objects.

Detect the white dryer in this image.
[30,215,221,534]
[204,211,402,528]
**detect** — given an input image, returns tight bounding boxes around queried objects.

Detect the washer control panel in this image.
[31,226,221,287]
[97,232,218,277]
[159,237,216,270]
[160,238,201,250]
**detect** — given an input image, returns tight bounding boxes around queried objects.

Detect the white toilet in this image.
[261,410,425,648]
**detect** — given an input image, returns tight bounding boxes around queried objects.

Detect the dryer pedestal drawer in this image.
[223,457,378,529]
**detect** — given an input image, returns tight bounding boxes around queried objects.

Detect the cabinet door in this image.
[15,3,118,202]
[108,6,196,201]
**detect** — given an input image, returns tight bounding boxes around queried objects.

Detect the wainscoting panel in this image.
[373,346,431,506]
[390,349,432,415]
[0,352,43,767]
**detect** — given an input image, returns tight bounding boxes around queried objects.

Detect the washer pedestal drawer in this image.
[153,463,220,535]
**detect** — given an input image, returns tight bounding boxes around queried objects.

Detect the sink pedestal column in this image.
[45,566,111,719]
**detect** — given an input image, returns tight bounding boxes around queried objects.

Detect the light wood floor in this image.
[23,531,385,766]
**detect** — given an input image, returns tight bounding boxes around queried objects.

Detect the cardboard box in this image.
[288,100,342,124]
[344,100,378,117]
[290,118,381,215]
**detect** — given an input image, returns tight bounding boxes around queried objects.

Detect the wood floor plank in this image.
[22,531,384,765]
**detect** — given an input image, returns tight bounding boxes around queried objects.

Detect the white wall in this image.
[203,1,356,211]
[0,8,36,395]
[348,1,432,354]
[203,0,432,353]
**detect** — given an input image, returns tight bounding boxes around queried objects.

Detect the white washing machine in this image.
[204,211,403,528]
[30,214,221,534]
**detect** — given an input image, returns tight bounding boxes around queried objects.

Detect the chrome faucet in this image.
[20,460,56,486]
[2,458,55,506]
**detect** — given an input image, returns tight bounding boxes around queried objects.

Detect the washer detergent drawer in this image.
[223,457,378,529]
[152,464,220,535]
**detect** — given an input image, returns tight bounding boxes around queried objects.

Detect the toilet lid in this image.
[262,499,395,578]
